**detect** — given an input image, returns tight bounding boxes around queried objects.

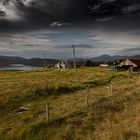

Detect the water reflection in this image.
[0,64,39,70]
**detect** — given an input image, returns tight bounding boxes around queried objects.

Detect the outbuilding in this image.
[115,59,140,71]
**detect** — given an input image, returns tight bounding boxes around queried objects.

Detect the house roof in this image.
[129,59,140,66]
[116,58,140,67]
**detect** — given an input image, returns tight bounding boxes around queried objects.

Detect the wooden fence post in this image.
[46,102,49,122]
[110,82,113,96]
[128,70,131,85]
[128,73,130,84]
[86,90,89,106]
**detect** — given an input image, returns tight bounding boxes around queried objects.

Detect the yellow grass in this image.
[0,67,139,140]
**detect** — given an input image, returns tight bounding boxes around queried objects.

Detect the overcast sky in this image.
[0,0,140,59]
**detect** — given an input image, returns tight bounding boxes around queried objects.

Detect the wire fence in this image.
[42,71,140,139]
[44,71,140,120]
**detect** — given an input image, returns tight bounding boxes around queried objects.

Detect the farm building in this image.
[115,59,140,70]
[55,61,67,69]
[55,60,85,69]
[99,64,109,67]
[118,59,140,67]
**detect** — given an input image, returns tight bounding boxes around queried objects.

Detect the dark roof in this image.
[129,59,140,66]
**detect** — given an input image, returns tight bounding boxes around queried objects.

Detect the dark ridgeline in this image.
[0,55,58,67]
[0,54,139,68]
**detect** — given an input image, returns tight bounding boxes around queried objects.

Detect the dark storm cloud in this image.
[0,0,88,32]
[0,0,140,32]
[55,44,96,49]
[131,32,140,36]
[121,47,140,53]
[118,47,140,56]
[0,0,140,58]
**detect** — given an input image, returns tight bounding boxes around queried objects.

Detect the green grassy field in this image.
[0,67,140,140]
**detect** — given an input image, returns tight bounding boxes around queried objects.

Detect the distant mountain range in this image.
[0,56,58,67]
[76,54,140,62]
[90,54,129,62]
[0,54,139,67]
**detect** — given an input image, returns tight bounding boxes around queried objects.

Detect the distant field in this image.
[0,67,139,140]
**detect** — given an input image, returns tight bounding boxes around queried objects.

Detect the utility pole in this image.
[72,45,76,69]
[43,50,46,69]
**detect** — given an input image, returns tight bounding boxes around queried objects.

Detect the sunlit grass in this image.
[0,67,139,140]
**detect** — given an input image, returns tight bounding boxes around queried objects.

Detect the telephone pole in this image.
[43,50,46,69]
[72,45,76,69]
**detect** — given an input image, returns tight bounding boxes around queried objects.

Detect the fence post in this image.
[46,102,49,122]
[110,82,113,96]
[128,70,131,85]
[86,90,89,106]
[128,73,130,84]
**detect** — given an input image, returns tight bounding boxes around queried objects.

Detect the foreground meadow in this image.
[0,67,139,140]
